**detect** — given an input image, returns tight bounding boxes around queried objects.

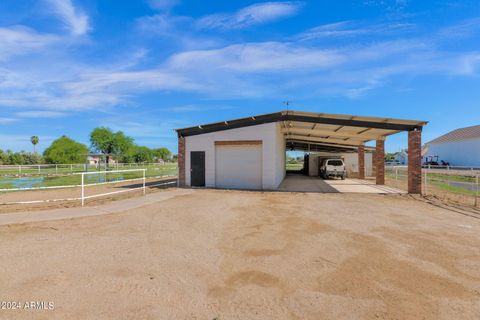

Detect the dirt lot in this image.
[1,190,480,319]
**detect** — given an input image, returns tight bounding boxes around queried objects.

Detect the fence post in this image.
[55,164,58,174]
[81,173,85,206]
[424,170,428,195]
[19,165,21,174]
[143,169,146,195]
[38,165,40,173]
[476,174,479,207]
[395,167,398,188]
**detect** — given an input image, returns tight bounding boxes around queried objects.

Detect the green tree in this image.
[132,146,154,163]
[90,127,134,165]
[153,147,171,161]
[30,136,39,153]
[43,136,89,164]
[385,152,399,161]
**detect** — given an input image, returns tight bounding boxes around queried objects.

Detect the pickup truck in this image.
[319,158,346,180]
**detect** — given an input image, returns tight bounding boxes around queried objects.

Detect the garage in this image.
[176,110,427,194]
[215,141,262,190]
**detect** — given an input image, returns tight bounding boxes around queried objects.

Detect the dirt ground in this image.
[1,189,480,319]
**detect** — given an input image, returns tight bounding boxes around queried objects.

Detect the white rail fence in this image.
[0,169,177,206]
[80,169,145,206]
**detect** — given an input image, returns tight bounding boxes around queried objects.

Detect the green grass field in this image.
[286,162,303,171]
[0,163,178,190]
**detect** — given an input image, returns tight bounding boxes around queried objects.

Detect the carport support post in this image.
[408,129,422,194]
[178,136,186,187]
[358,144,365,180]
[375,139,385,185]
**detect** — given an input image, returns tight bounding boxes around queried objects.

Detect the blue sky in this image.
[1,0,479,154]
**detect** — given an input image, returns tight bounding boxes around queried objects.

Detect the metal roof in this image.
[426,125,480,145]
[176,110,427,149]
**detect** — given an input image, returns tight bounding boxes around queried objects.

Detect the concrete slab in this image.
[278,174,339,193]
[278,174,405,194]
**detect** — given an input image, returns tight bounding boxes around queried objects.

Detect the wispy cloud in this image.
[168,105,234,112]
[15,111,66,118]
[0,26,58,61]
[297,21,415,41]
[168,42,343,72]
[45,0,89,35]
[147,0,180,11]
[1,13,480,111]
[197,2,303,29]
[438,17,480,39]
[0,118,18,125]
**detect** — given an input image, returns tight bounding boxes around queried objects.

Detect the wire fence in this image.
[385,166,480,207]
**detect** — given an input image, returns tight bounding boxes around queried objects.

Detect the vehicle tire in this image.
[341,174,346,180]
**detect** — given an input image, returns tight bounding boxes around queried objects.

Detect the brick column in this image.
[408,129,422,194]
[178,136,186,187]
[358,144,365,179]
[375,139,385,185]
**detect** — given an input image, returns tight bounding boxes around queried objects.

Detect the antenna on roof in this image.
[283,100,292,112]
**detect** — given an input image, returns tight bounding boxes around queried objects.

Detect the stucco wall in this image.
[184,122,285,190]
[426,138,480,167]
[274,122,286,187]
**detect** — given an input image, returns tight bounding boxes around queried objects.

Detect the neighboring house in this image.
[87,155,117,165]
[394,149,408,165]
[424,125,480,167]
[87,156,100,165]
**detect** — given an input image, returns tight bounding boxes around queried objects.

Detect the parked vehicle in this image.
[319,158,346,180]
[423,156,450,167]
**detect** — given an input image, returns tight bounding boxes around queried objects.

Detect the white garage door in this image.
[215,143,262,190]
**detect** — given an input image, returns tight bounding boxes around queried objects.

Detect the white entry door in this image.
[215,143,262,190]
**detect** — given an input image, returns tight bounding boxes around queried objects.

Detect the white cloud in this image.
[455,53,480,75]
[0,26,58,61]
[45,0,89,35]
[197,1,302,29]
[147,0,179,11]
[168,105,234,112]
[297,21,415,41]
[438,18,480,39]
[168,42,343,72]
[0,118,18,125]
[15,111,66,118]
[1,16,480,111]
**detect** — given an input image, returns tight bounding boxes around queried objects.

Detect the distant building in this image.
[424,125,480,167]
[394,149,408,165]
[87,155,117,165]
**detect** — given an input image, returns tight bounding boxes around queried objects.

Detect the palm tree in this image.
[30,136,39,153]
